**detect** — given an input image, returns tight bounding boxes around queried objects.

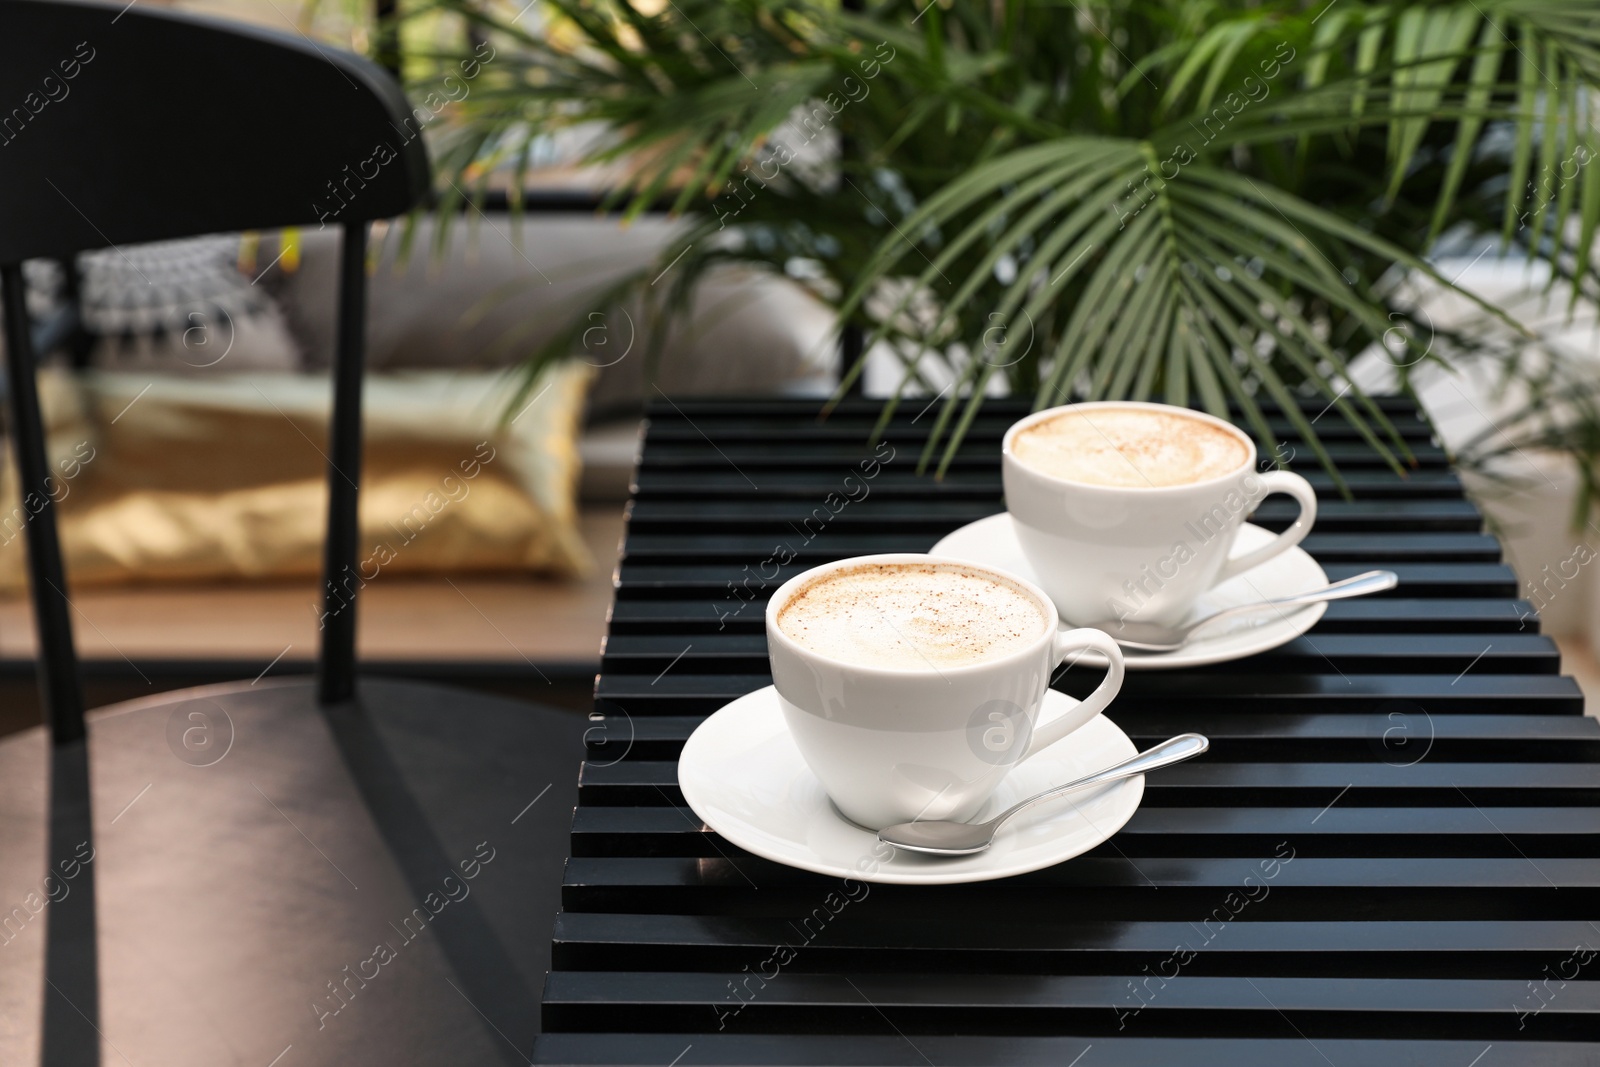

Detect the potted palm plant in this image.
[403,0,1600,490]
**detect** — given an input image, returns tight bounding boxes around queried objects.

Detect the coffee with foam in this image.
[776,562,1047,670]
[1012,406,1249,488]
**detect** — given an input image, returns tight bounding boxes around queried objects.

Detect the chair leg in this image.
[317,222,368,704]
[39,738,101,1067]
[1,263,85,743]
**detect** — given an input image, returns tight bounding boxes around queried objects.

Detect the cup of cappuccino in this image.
[1003,401,1317,627]
[766,553,1125,830]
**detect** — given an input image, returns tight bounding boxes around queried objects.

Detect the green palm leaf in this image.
[405,0,1600,501]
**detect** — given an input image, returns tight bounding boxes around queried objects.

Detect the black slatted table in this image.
[535,397,1600,1066]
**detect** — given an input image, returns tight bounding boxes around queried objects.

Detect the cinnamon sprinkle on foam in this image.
[777,562,1047,669]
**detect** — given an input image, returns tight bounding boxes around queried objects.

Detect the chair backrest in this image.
[0,0,427,256]
[0,0,431,739]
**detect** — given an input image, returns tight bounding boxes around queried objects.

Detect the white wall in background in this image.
[1350,255,1600,645]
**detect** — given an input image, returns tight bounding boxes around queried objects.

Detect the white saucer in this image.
[677,686,1144,885]
[930,513,1330,670]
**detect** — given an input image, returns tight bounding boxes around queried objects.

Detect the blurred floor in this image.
[1556,635,1600,718]
[0,508,623,735]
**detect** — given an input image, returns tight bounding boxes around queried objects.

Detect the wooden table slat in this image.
[640,442,1455,471]
[542,970,1600,1038]
[607,598,1542,635]
[624,498,1485,534]
[621,531,1507,564]
[575,762,1600,809]
[632,469,1466,499]
[583,712,1600,744]
[594,672,1585,718]
[533,1033,1594,1067]
[613,562,1517,600]
[553,908,1600,959]
[601,633,1560,677]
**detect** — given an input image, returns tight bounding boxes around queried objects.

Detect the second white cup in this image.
[1002,401,1317,627]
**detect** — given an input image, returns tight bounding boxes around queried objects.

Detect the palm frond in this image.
[400,0,1600,497]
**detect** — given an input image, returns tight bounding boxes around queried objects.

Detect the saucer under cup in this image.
[931,513,1329,669]
[677,686,1144,885]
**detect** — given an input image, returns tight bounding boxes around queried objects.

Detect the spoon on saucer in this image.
[1083,569,1398,654]
[878,733,1209,856]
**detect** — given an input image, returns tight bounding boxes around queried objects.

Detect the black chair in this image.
[0,4,583,1063]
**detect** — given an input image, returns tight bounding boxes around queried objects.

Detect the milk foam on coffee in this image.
[777,562,1046,669]
[1013,406,1248,488]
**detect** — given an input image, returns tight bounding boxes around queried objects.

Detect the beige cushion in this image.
[0,365,593,591]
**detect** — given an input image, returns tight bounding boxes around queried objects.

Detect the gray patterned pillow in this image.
[25,235,302,374]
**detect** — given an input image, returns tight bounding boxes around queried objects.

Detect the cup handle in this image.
[1215,470,1318,583]
[1022,628,1126,761]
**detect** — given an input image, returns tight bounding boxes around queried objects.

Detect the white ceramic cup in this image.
[765,553,1126,830]
[1002,401,1318,628]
